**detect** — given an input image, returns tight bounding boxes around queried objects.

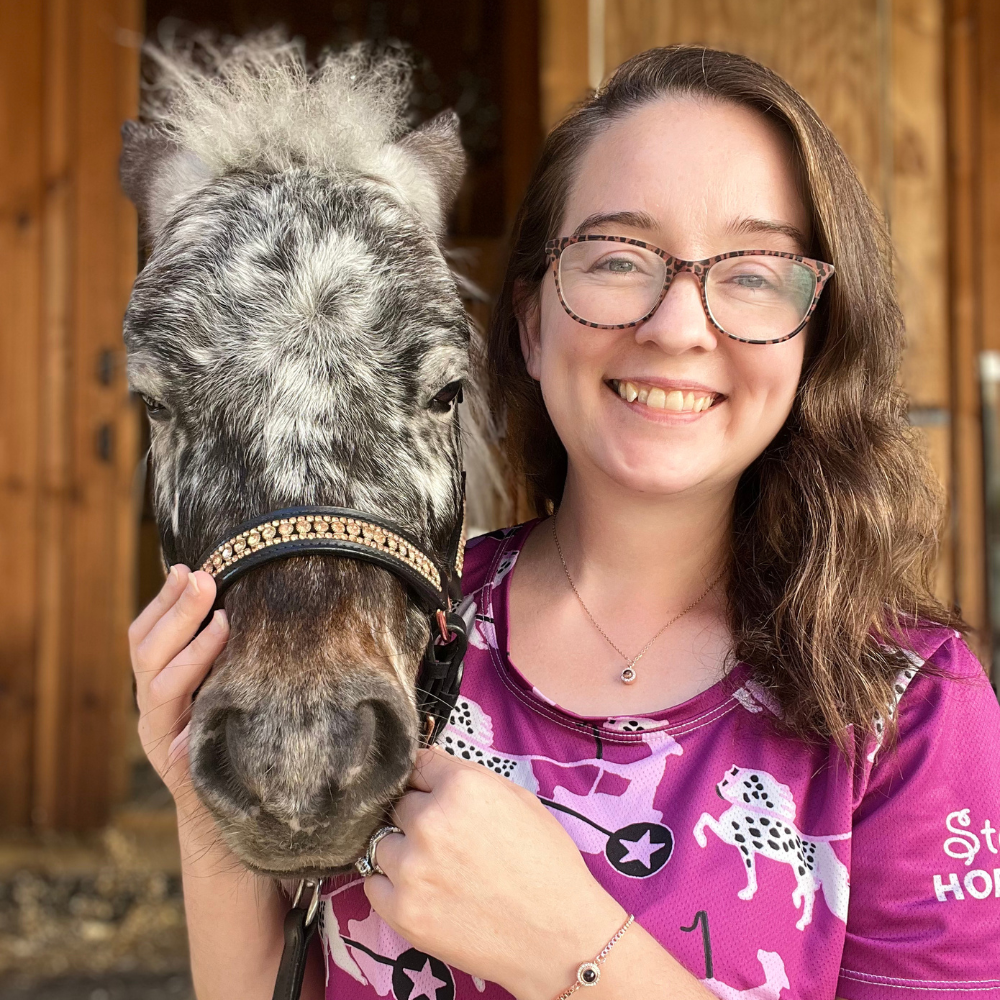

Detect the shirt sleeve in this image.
[837,632,1000,1000]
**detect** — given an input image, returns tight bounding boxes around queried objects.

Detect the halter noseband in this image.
[191,488,469,746]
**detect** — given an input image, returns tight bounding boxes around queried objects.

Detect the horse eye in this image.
[429,381,463,414]
[140,393,169,420]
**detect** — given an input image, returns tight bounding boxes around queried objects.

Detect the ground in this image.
[0,972,193,1000]
[0,778,192,999]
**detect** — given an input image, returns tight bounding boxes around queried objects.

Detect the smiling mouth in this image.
[608,379,722,413]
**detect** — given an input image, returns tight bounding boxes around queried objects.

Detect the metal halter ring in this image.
[355,824,402,878]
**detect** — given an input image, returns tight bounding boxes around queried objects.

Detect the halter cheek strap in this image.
[190,482,468,746]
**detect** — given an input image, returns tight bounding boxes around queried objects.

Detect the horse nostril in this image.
[320,698,413,804]
[194,709,262,815]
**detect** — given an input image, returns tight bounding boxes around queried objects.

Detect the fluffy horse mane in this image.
[142,31,414,179]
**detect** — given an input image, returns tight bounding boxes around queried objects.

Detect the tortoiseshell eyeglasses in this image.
[544,236,835,345]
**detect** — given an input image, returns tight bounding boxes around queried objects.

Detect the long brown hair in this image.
[487,46,960,747]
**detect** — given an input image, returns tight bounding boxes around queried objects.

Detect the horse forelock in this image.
[142,32,411,181]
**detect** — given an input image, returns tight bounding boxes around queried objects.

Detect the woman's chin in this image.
[591,450,731,499]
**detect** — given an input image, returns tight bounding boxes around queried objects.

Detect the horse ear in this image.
[381,110,466,235]
[120,120,212,249]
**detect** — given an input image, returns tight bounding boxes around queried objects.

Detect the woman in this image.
[130,47,1000,999]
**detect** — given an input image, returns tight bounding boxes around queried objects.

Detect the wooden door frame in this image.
[0,0,140,831]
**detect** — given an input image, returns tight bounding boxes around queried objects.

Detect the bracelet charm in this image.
[555,914,635,999]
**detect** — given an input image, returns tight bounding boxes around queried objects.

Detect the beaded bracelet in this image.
[554,913,635,998]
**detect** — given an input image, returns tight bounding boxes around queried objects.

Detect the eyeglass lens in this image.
[557,241,818,342]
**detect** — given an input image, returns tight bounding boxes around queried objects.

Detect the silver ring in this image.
[355,824,401,878]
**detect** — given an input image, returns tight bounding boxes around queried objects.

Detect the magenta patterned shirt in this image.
[319,522,1000,1000]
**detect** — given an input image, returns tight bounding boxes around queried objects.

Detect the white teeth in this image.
[614,380,716,413]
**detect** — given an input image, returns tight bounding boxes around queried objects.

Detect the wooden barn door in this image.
[0,0,141,830]
[541,0,989,661]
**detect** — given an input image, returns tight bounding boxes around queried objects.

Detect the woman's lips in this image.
[608,378,723,413]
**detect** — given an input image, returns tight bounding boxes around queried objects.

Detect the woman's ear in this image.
[514,279,543,381]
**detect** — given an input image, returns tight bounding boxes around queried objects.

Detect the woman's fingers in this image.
[362,871,393,911]
[133,571,217,693]
[128,564,190,652]
[149,609,229,708]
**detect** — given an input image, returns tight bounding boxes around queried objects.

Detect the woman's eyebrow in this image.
[571,210,659,236]
[728,216,809,250]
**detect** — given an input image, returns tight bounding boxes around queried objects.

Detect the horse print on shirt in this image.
[443,695,682,878]
[704,949,789,1000]
[693,767,851,930]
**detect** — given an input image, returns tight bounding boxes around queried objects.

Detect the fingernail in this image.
[212,609,228,631]
[187,574,200,596]
[169,565,182,583]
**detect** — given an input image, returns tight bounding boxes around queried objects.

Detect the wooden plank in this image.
[33,0,75,830]
[0,1,45,828]
[892,0,950,413]
[946,0,988,652]
[981,0,1000,355]
[976,0,1000,674]
[603,0,888,206]
[540,0,590,131]
[57,0,140,828]
[913,420,955,602]
[891,0,955,610]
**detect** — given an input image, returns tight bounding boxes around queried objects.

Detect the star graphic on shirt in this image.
[617,829,666,869]
[403,958,449,1000]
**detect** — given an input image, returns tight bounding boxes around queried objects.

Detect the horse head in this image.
[121,35,493,877]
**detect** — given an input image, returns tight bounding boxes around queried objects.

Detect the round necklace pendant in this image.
[620,666,637,684]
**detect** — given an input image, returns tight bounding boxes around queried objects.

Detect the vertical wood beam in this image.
[0,2,45,828]
[33,0,75,829]
[57,0,140,827]
[890,0,954,604]
[946,0,988,652]
[540,0,590,132]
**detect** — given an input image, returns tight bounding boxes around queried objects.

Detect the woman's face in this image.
[521,96,812,500]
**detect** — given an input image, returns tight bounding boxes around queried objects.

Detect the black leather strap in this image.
[271,895,320,1000]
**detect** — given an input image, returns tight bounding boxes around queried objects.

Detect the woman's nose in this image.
[633,272,719,354]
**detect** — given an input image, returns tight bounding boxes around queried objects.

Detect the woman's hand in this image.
[364,746,627,1000]
[128,564,229,815]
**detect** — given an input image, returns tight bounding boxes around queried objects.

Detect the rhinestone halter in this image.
[201,512,447,595]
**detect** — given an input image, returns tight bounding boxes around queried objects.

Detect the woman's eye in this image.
[429,381,463,414]
[140,393,169,420]
[593,255,642,274]
[732,273,770,289]
[604,257,636,273]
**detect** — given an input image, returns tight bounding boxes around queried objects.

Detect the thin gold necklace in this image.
[551,517,724,685]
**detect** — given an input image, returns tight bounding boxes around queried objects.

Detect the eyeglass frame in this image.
[544,235,836,345]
